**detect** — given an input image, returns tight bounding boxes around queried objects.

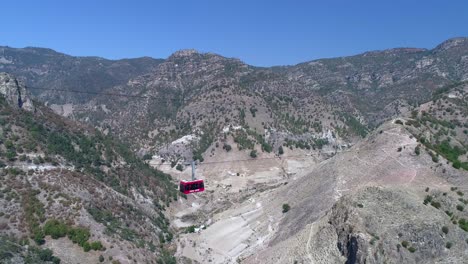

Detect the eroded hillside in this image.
[0,74,179,263]
[167,83,467,263]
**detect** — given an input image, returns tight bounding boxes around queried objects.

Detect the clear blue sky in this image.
[1,0,467,66]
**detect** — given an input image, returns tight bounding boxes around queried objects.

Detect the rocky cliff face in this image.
[326,187,468,264]
[0,72,34,112]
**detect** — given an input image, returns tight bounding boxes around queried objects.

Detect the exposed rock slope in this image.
[237,118,467,264]
[0,73,34,112]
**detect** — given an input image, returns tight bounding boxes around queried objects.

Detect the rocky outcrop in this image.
[328,187,468,264]
[0,72,35,112]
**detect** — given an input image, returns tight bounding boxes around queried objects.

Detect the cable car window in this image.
[200,182,204,188]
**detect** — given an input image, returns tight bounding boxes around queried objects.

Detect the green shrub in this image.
[192,152,204,162]
[442,226,449,234]
[395,120,404,125]
[457,204,464,211]
[83,241,91,252]
[415,145,421,155]
[44,219,68,239]
[157,248,176,264]
[430,201,441,209]
[423,195,433,205]
[176,164,183,171]
[445,242,453,249]
[99,255,105,262]
[261,142,272,153]
[159,233,166,244]
[249,107,257,117]
[186,225,196,233]
[250,150,257,158]
[223,144,232,152]
[459,218,468,232]
[6,150,17,161]
[278,146,284,155]
[37,248,61,263]
[401,241,409,248]
[90,241,103,251]
[408,247,417,253]
[33,228,45,245]
[282,204,290,213]
[67,227,90,246]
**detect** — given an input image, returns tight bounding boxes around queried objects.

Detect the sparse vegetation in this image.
[157,248,176,264]
[282,203,291,213]
[22,189,46,245]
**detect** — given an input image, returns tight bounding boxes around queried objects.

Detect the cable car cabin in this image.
[179,179,205,194]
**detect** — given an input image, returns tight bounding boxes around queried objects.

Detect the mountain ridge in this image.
[4,37,467,67]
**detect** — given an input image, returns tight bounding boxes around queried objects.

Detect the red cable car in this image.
[179,161,205,194]
[180,179,205,194]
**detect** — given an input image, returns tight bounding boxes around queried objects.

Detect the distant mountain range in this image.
[1,38,468,160]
